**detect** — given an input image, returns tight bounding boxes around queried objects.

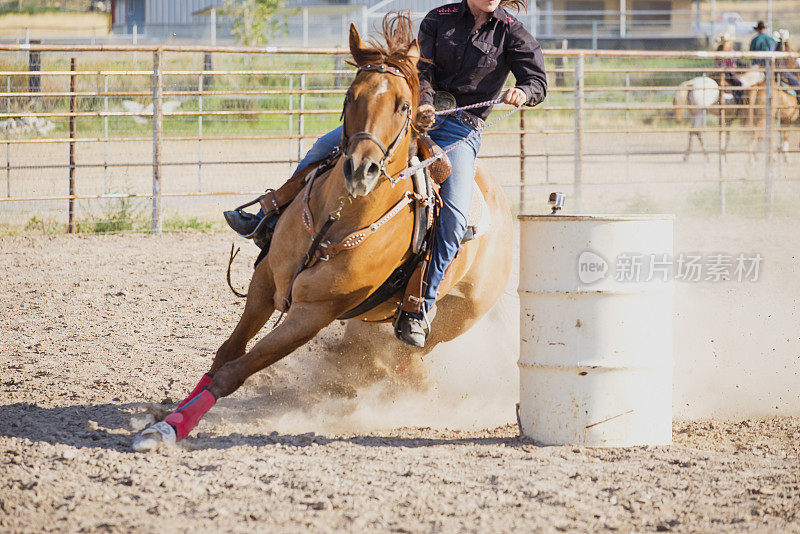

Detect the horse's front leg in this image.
[133,301,336,451]
[719,123,734,162]
[175,263,276,409]
[781,132,791,163]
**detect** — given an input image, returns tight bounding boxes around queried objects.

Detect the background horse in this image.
[673,69,764,160]
[133,15,513,451]
[747,34,800,161]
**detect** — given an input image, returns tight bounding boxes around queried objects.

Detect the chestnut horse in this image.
[133,17,513,451]
[747,37,800,162]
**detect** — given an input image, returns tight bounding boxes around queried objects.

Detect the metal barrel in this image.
[517,214,674,447]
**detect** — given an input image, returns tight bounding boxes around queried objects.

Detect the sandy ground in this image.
[1,217,799,532]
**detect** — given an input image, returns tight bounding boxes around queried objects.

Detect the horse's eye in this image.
[400,102,410,112]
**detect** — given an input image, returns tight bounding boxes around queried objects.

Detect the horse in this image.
[132,15,513,451]
[673,69,765,161]
[747,34,800,162]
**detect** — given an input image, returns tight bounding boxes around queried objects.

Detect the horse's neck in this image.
[316,140,412,226]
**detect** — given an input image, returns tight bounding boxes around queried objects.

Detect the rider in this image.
[773,29,800,107]
[224,0,547,347]
[714,33,743,105]
[749,21,776,61]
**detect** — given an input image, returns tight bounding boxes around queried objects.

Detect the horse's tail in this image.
[673,80,691,120]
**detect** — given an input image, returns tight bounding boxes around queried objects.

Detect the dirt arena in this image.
[1,216,799,532]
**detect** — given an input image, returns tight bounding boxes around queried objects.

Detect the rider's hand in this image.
[504,88,527,107]
[416,104,436,130]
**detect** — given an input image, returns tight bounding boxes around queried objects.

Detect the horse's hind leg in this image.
[684,132,693,161]
[176,264,276,408]
[134,301,335,451]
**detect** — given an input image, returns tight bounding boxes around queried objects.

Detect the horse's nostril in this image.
[343,157,354,180]
[367,162,380,177]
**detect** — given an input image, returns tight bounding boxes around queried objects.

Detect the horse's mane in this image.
[350,12,420,105]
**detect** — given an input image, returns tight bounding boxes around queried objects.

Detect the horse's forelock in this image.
[350,12,419,103]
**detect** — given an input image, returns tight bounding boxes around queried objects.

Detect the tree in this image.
[225,0,287,46]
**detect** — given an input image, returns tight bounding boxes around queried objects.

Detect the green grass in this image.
[163,215,219,232]
[10,196,222,235]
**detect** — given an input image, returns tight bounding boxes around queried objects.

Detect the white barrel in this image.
[517,215,674,447]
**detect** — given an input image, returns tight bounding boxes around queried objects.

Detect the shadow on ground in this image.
[0,400,529,453]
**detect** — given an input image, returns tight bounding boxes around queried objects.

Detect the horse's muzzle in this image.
[343,154,381,197]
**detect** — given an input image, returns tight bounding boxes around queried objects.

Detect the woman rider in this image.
[225,0,547,347]
[713,33,744,106]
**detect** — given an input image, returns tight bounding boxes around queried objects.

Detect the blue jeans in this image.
[261,117,481,316]
[781,73,800,104]
[254,126,343,219]
[423,115,481,314]
[296,126,343,175]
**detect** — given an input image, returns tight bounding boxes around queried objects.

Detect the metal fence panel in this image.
[0,44,798,234]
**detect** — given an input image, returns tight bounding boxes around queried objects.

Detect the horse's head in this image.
[341,15,420,197]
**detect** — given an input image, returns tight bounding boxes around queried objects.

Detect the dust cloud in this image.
[212,217,798,436]
[211,292,521,436]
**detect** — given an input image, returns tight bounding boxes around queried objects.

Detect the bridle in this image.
[340,62,414,180]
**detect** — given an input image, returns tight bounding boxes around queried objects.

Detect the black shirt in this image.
[418,0,548,120]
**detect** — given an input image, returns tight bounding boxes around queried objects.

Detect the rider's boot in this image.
[223,163,317,250]
[394,305,436,348]
[223,210,262,236]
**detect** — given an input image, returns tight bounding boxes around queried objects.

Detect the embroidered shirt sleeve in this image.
[505,19,547,106]
[418,11,437,108]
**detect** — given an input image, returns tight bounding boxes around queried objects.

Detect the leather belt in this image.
[453,109,485,131]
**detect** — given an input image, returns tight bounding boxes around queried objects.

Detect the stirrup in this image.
[241,211,275,240]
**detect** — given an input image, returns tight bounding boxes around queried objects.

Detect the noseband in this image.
[341,63,413,178]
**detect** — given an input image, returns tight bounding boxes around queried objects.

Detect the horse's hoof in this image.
[129,412,156,432]
[132,421,177,452]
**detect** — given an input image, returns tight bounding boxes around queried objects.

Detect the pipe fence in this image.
[0,44,799,233]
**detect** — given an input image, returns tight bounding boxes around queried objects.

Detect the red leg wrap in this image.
[165,389,216,440]
[178,373,213,408]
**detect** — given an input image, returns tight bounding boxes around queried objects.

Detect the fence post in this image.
[152,49,163,234]
[288,75,294,167]
[5,76,9,198]
[519,108,525,212]
[103,74,109,194]
[298,74,306,163]
[764,58,773,218]
[28,40,40,93]
[718,75,725,215]
[198,73,203,192]
[68,58,76,233]
[203,52,213,90]
[574,53,584,212]
[555,39,567,87]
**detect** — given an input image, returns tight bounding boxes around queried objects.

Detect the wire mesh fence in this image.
[0,44,798,235]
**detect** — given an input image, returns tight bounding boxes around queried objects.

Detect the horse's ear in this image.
[349,23,366,59]
[406,39,420,66]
